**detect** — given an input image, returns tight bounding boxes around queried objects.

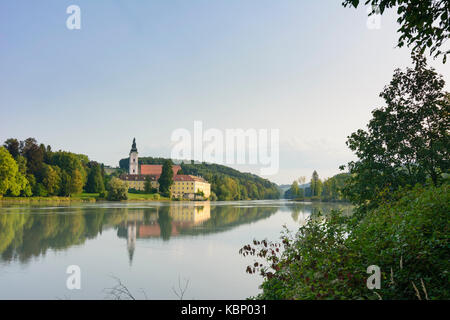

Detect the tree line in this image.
[0,138,107,197]
[284,171,350,201]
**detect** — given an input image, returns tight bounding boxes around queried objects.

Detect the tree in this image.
[51,151,88,195]
[158,160,174,196]
[107,177,128,201]
[343,0,450,62]
[3,138,20,159]
[297,176,306,185]
[85,162,105,193]
[41,164,61,196]
[59,171,71,196]
[0,147,30,196]
[284,180,305,199]
[32,183,48,197]
[40,144,52,164]
[322,173,350,201]
[69,169,84,195]
[216,176,240,200]
[20,138,44,176]
[310,170,323,197]
[291,181,300,197]
[342,53,449,211]
[58,168,83,196]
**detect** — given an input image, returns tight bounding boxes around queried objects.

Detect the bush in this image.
[240,184,449,300]
[107,177,128,201]
[209,192,218,201]
[32,183,48,197]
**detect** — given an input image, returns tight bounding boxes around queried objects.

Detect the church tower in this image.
[129,138,139,175]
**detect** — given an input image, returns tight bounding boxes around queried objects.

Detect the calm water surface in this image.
[0,200,352,299]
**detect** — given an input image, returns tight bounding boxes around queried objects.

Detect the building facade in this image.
[120,139,211,199]
[129,138,139,175]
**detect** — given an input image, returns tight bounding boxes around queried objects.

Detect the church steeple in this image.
[130,138,137,153]
[129,138,139,175]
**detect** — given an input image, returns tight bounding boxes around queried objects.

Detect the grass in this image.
[0,195,93,204]
[0,192,169,203]
[72,193,100,200]
[126,193,169,201]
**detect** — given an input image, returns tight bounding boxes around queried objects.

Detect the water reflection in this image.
[0,201,351,265]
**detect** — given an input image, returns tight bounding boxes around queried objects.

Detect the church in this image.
[120,138,211,199]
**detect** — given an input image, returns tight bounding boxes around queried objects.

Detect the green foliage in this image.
[144,176,156,194]
[107,177,128,201]
[119,156,280,200]
[241,184,449,300]
[285,173,349,201]
[41,164,61,196]
[158,160,174,197]
[342,54,449,213]
[0,147,30,196]
[291,181,300,196]
[126,192,164,201]
[32,183,48,197]
[284,180,305,200]
[20,138,44,177]
[49,151,87,196]
[342,0,450,62]
[3,138,20,159]
[321,173,350,201]
[85,162,105,193]
[310,170,323,197]
[209,191,218,201]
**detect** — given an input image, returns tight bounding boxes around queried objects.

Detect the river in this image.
[0,200,352,299]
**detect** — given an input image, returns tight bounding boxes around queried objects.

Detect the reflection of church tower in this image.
[127,222,136,265]
[129,138,138,175]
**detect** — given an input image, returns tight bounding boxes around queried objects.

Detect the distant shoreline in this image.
[286,198,351,204]
[0,195,174,204]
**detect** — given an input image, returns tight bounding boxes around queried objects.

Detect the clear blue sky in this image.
[1,0,448,184]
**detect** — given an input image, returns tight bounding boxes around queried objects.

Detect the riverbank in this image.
[0,193,171,204]
[245,184,449,300]
[286,197,350,203]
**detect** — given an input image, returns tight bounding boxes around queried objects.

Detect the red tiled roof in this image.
[140,164,181,176]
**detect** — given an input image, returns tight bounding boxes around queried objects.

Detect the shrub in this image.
[240,184,449,300]
[32,183,48,197]
[107,177,128,201]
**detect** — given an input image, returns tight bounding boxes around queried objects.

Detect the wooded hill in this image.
[119,157,280,201]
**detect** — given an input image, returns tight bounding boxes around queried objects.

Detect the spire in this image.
[130,138,137,153]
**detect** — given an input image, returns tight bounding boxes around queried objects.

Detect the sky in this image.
[1,0,449,185]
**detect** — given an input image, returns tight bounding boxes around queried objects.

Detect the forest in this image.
[0,138,107,198]
[284,172,350,201]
